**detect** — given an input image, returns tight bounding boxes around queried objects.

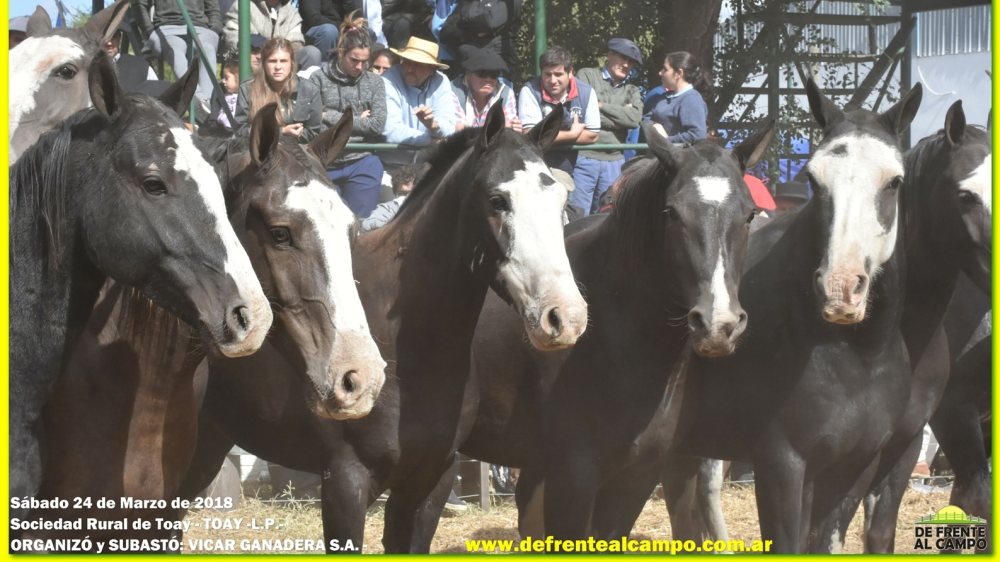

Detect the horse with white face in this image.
[9,0,129,163]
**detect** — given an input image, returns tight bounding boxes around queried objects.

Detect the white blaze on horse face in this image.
[168,127,272,351]
[9,36,86,152]
[695,176,731,205]
[495,160,587,349]
[809,136,903,276]
[960,153,992,217]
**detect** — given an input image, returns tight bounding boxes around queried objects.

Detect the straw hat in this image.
[390,36,449,69]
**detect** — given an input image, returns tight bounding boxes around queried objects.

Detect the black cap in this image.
[459,45,509,73]
[607,38,642,65]
[774,180,811,202]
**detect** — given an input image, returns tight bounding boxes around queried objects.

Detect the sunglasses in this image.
[474,70,500,79]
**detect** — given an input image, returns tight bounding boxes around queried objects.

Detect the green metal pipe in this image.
[534,0,546,75]
[172,0,235,126]
[238,0,252,80]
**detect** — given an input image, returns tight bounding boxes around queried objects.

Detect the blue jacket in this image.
[382,65,459,145]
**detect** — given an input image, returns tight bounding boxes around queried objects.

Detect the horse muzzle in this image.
[311,331,387,420]
[521,293,589,351]
[815,269,870,325]
[688,305,748,358]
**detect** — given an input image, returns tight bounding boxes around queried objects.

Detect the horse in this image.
[9,0,130,163]
[9,52,272,522]
[442,122,774,545]
[826,100,991,553]
[655,78,922,553]
[25,105,386,552]
[178,103,588,552]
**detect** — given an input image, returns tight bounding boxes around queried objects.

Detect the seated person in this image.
[222,0,321,71]
[381,36,459,149]
[360,163,422,232]
[451,46,520,131]
[103,28,159,92]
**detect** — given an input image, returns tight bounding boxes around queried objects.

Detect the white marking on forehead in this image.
[169,127,259,298]
[9,36,87,144]
[695,176,731,204]
[285,181,370,333]
[960,153,992,216]
[808,135,903,272]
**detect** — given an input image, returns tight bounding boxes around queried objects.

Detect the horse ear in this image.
[250,103,282,166]
[732,119,776,172]
[642,121,680,171]
[879,82,922,137]
[26,6,53,37]
[89,51,124,117]
[476,102,507,152]
[158,59,201,116]
[944,100,966,147]
[528,105,563,152]
[308,107,354,167]
[84,0,131,44]
[805,77,843,130]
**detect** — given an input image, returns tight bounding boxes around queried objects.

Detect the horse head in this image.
[804,78,922,324]
[944,102,992,292]
[79,52,272,357]
[468,104,588,350]
[620,122,773,357]
[217,104,386,420]
[9,0,129,162]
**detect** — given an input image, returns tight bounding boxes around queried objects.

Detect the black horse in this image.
[9,53,272,520]
[657,79,922,553]
[27,106,385,551]
[179,104,588,552]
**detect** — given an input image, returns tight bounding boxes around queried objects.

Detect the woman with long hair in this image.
[309,13,388,218]
[642,51,711,144]
[234,37,323,140]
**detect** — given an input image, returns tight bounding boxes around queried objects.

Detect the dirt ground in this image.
[181,482,960,554]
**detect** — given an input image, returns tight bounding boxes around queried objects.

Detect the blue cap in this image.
[607,38,642,65]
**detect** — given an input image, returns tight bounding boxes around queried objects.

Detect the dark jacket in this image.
[310,58,387,149]
[234,77,324,142]
[299,0,356,32]
[137,0,222,35]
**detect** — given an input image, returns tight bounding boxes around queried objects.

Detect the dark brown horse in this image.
[9,53,272,526]
[180,103,588,552]
[24,106,384,552]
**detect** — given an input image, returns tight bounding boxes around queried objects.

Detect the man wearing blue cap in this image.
[572,38,644,216]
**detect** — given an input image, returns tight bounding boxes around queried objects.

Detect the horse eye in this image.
[142,177,167,196]
[664,205,681,221]
[488,195,510,213]
[270,227,292,245]
[54,64,78,80]
[886,176,903,191]
[958,190,979,204]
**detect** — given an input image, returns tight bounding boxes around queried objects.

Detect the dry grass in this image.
[181,483,955,554]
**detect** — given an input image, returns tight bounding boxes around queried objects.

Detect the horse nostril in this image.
[688,309,707,332]
[544,306,562,338]
[814,270,824,290]
[232,305,250,332]
[342,370,358,395]
[853,275,868,295]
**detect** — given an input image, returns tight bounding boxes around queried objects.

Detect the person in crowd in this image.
[572,38,643,216]
[773,179,810,215]
[222,0,321,71]
[103,28,159,92]
[310,16,387,218]
[215,59,241,130]
[9,16,28,50]
[451,46,519,131]
[517,45,599,175]
[381,36,459,146]
[642,50,711,144]
[137,0,222,112]
[359,163,422,232]
[300,0,355,62]
[436,0,521,75]
[234,37,324,141]
[381,0,434,49]
[370,45,397,75]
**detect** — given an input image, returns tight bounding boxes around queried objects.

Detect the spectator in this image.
[216,59,241,130]
[137,0,222,112]
[359,0,387,45]
[517,45,599,175]
[299,0,354,62]
[370,45,397,75]
[381,36,459,146]
[10,16,28,50]
[222,0,322,71]
[773,180,810,215]
[437,0,521,72]
[103,28,159,92]
[451,46,519,131]
[359,163,421,232]
[642,51,711,145]
[310,16,387,218]
[381,0,434,49]
[572,38,643,216]
[234,37,324,141]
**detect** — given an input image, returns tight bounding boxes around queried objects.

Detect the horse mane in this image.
[10,108,108,267]
[381,129,480,240]
[609,154,672,278]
